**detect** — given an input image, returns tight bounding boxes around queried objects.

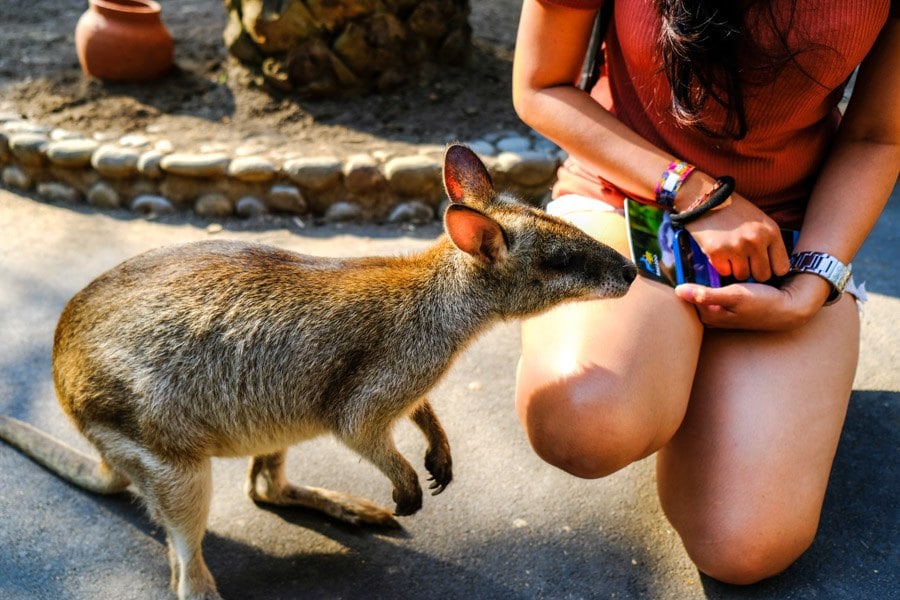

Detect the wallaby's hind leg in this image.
[140,461,218,600]
[246,450,400,528]
[151,462,218,600]
[88,428,219,600]
[410,399,453,495]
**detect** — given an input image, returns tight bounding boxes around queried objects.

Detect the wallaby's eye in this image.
[542,250,583,271]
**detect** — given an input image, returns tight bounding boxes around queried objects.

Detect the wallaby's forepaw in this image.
[424,445,452,496]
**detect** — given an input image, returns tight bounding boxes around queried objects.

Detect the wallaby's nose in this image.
[623,262,638,284]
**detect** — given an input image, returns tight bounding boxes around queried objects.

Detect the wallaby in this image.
[0,144,636,600]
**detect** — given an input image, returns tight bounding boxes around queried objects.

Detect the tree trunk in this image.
[223,0,471,96]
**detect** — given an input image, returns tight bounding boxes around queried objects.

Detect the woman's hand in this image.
[674,273,835,330]
[684,193,791,283]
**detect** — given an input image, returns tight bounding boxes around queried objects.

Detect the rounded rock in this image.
[343,154,384,193]
[9,133,49,166]
[46,139,100,168]
[2,165,31,190]
[2,121,51,136]
[159,175,213,204]
[91,145,141,179]
[86,181,122,209]
[384,155,441,197]
[137,150,166,179]
[228,156,277,183]
[160,153,231,178]
[387,200,435,224]
[267,184,307,214]
[235,196,268,218]
[495,151,559,187]
[194,193,234,218]
[283,156,343,191]
[50,128,86,141]
[37,182,81,203]
[495,136,532,153]
[131,194,175,217]
[323,201,363,223]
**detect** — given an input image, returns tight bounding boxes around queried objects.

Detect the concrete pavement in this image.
[0,185,897,599]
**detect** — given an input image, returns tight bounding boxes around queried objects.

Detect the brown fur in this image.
[0,145,636,600]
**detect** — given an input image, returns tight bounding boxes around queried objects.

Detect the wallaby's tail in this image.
[0,415,129,494]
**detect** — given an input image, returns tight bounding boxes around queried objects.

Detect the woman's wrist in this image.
[670,176,735,227]
[783,272,834,321]
[671,170,716,212]
[654,161,695,208]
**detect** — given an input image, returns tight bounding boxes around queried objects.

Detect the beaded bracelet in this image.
[669,176,735,227]
[654,160,695,209]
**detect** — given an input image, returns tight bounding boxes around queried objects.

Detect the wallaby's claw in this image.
[428,477,448,496]
[423,446,452,495]
[425,464,451,493]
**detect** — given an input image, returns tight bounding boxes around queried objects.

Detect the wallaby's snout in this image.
[524,215,637,307]
[623,262,638,284]
[579,234,638,298]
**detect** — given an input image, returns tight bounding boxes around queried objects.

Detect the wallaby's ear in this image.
[443,144,494,207]
[444,204,508,263]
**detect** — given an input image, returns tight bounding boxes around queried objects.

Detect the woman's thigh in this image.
[656,294,860,584]
[516,207,704,478]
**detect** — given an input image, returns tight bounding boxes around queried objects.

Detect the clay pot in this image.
[75,0,174,81]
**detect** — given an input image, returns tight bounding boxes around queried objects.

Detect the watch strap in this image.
[789,251,851,305]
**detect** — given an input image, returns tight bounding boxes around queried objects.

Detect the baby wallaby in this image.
[0,144,636,600]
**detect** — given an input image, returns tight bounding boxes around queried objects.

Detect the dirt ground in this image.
[0,0,527,158]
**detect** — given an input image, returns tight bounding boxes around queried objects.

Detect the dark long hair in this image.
[655,0,815,140]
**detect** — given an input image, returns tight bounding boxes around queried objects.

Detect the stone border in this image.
[0,111,565,224]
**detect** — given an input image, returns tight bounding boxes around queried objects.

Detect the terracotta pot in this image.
[75,0,174,81]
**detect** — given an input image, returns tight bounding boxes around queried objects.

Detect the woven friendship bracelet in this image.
[654,160,695,209]
[669,176,735,227]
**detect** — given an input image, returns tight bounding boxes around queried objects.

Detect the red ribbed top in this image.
[545,0,895,227]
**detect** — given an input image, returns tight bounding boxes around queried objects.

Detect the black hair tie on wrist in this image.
[670,176,735,227]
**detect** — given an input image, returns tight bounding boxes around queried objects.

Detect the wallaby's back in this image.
[53,238,476,459]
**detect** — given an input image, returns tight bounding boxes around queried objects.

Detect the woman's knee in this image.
[515,364,667,479]
[674,509,818,585]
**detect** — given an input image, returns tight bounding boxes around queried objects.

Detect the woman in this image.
[512,0,899,585]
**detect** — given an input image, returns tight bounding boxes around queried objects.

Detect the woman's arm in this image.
[512,0,790,284]
[512,1,666,198]
[679,17,900,329]
[795,18,900,282]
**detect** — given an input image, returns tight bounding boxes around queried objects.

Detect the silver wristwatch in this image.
[789,251,852,305]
